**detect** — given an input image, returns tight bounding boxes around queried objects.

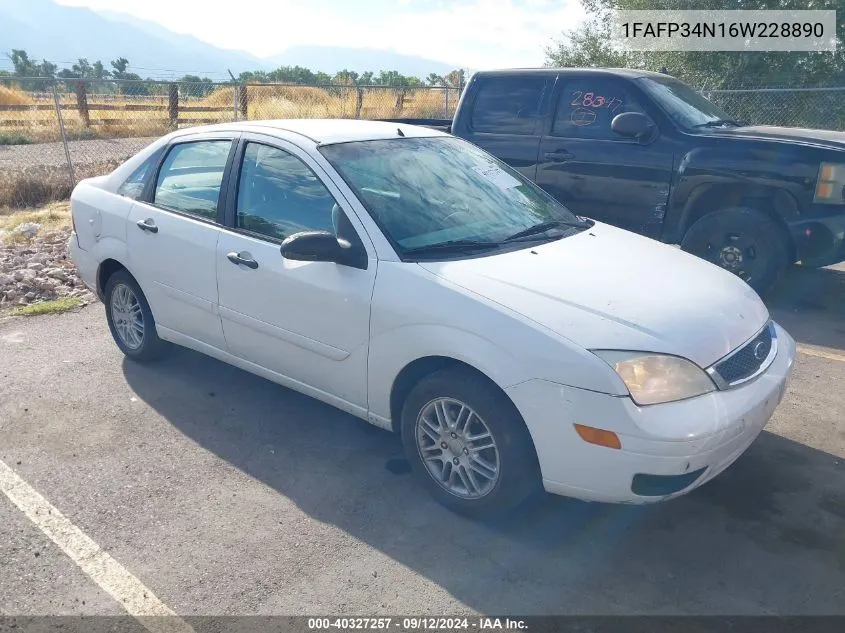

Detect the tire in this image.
[400,367,540,519]
[680,207,792,295]
[104,269,170,362]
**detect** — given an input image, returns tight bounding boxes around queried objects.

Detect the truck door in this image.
[456,74,554,181]
[535,75,674,238]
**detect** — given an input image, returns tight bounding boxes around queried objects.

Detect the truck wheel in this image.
[681,207,791,295]
[400,368,541,520]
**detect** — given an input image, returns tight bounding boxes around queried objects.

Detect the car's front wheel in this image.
[400,368,540,519]
[680,207,792,295]
[104,269,170,362]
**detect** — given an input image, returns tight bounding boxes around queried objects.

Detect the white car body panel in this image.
[69,119,796,505]
[418,222,769,369]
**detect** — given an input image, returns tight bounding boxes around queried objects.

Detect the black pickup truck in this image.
[390,68,845,294]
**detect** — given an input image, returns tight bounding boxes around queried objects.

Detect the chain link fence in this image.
[2,76,844,209]
[703,86,845,130]
[1,77,462,209]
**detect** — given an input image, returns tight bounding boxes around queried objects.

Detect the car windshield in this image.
[636,76,739,129]
[319,136,587,257]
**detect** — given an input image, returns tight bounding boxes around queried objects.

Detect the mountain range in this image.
[0,0,464,80]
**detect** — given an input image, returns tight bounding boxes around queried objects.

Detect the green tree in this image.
[546,0,845,89]
[178,74,215,97]
[267,65,317,84]
[426,73,444,86]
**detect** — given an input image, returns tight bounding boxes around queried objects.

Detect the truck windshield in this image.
[319,136,588,258]
[636,76,738,129]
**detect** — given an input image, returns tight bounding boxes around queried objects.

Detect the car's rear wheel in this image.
[104,269,169,362]
[680,207,791,295]
[400,368,540,519]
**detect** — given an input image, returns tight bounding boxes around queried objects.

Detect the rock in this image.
[15,223,41,239]
[0,273,12,287]
[24,292,36,301]
[26,262,45,271]
[14,269,37,282]
[45,268,68,282]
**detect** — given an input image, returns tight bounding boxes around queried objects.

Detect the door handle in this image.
[136,218,158,233]
[226,251,259,269]
[544,149,575,161]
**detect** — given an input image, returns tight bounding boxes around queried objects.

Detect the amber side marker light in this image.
[574,424,622,450]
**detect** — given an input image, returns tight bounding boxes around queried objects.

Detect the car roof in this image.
[472,67,671,80]
[172,118,448,145]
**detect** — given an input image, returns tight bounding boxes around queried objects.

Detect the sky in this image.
[55,0,586,70]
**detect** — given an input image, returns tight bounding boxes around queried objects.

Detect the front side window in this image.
[320,136,586,256]
[235,143,338,241]
[469,76,548,135]
[552,78,645,140]
[153,140,232,220]
[117,148,163,200]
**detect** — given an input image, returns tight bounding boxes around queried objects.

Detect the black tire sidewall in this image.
[681,207,791,295]
[400,369,540,519]
[104,270,167,362]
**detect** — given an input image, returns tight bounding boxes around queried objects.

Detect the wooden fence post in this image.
[239,84,248,119]
[168,83,179,129]
[74,81,90,128]
[353,79,363,119]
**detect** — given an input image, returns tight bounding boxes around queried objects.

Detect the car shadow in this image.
[766,264,845,352]
[122,350,845,615]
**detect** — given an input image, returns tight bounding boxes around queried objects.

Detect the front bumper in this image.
[789,207,845,268]
[506,322,796,504]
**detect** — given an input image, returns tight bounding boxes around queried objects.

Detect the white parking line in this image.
[796,344,845,363]
[0,458,195,633]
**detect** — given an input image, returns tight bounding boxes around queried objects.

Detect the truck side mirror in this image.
[611,112,656,142]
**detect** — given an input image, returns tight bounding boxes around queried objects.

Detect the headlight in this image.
[592,351,716,406]
[814,163,845,204]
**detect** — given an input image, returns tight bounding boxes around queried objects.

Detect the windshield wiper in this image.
[503,219,589,242]
[695,118,747,128]
[402,239,501,256]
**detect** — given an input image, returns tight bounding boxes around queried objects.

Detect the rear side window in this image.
[470,76,548,135]
[552,78,646,140]
[117,148,162,200]
[153,141,232,221]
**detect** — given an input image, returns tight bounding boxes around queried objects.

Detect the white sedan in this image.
[69,119,795,517]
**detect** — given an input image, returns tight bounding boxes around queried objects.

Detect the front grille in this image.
[713,323,775,386]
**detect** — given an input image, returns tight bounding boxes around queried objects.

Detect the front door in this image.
[127,138,235,348]
[535,76,674,238]
[216,137,377,415]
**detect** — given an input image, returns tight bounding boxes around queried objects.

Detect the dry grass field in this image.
[0,83,454,208]
[0,83,455,143]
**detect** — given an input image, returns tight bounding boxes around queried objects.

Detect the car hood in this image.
[417,223,769,368]
[715,125,845,150]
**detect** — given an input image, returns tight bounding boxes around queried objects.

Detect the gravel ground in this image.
[0,265,843,618]
[0,227,94,309]
[0,137,156,170]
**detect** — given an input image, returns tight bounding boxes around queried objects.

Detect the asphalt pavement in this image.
[1,264,844,618]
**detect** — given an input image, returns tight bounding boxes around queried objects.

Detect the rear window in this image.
[117,148,163,200]
[469,76,548,135]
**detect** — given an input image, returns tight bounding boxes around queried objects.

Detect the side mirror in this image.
[280,231,366,269]
[611,112,656,142]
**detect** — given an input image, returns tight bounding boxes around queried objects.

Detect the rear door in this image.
[535,75,674,238]
[127,136,237,349]
[454,74,554,180]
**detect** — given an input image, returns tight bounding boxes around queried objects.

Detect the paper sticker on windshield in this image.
[473,164,521,190]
